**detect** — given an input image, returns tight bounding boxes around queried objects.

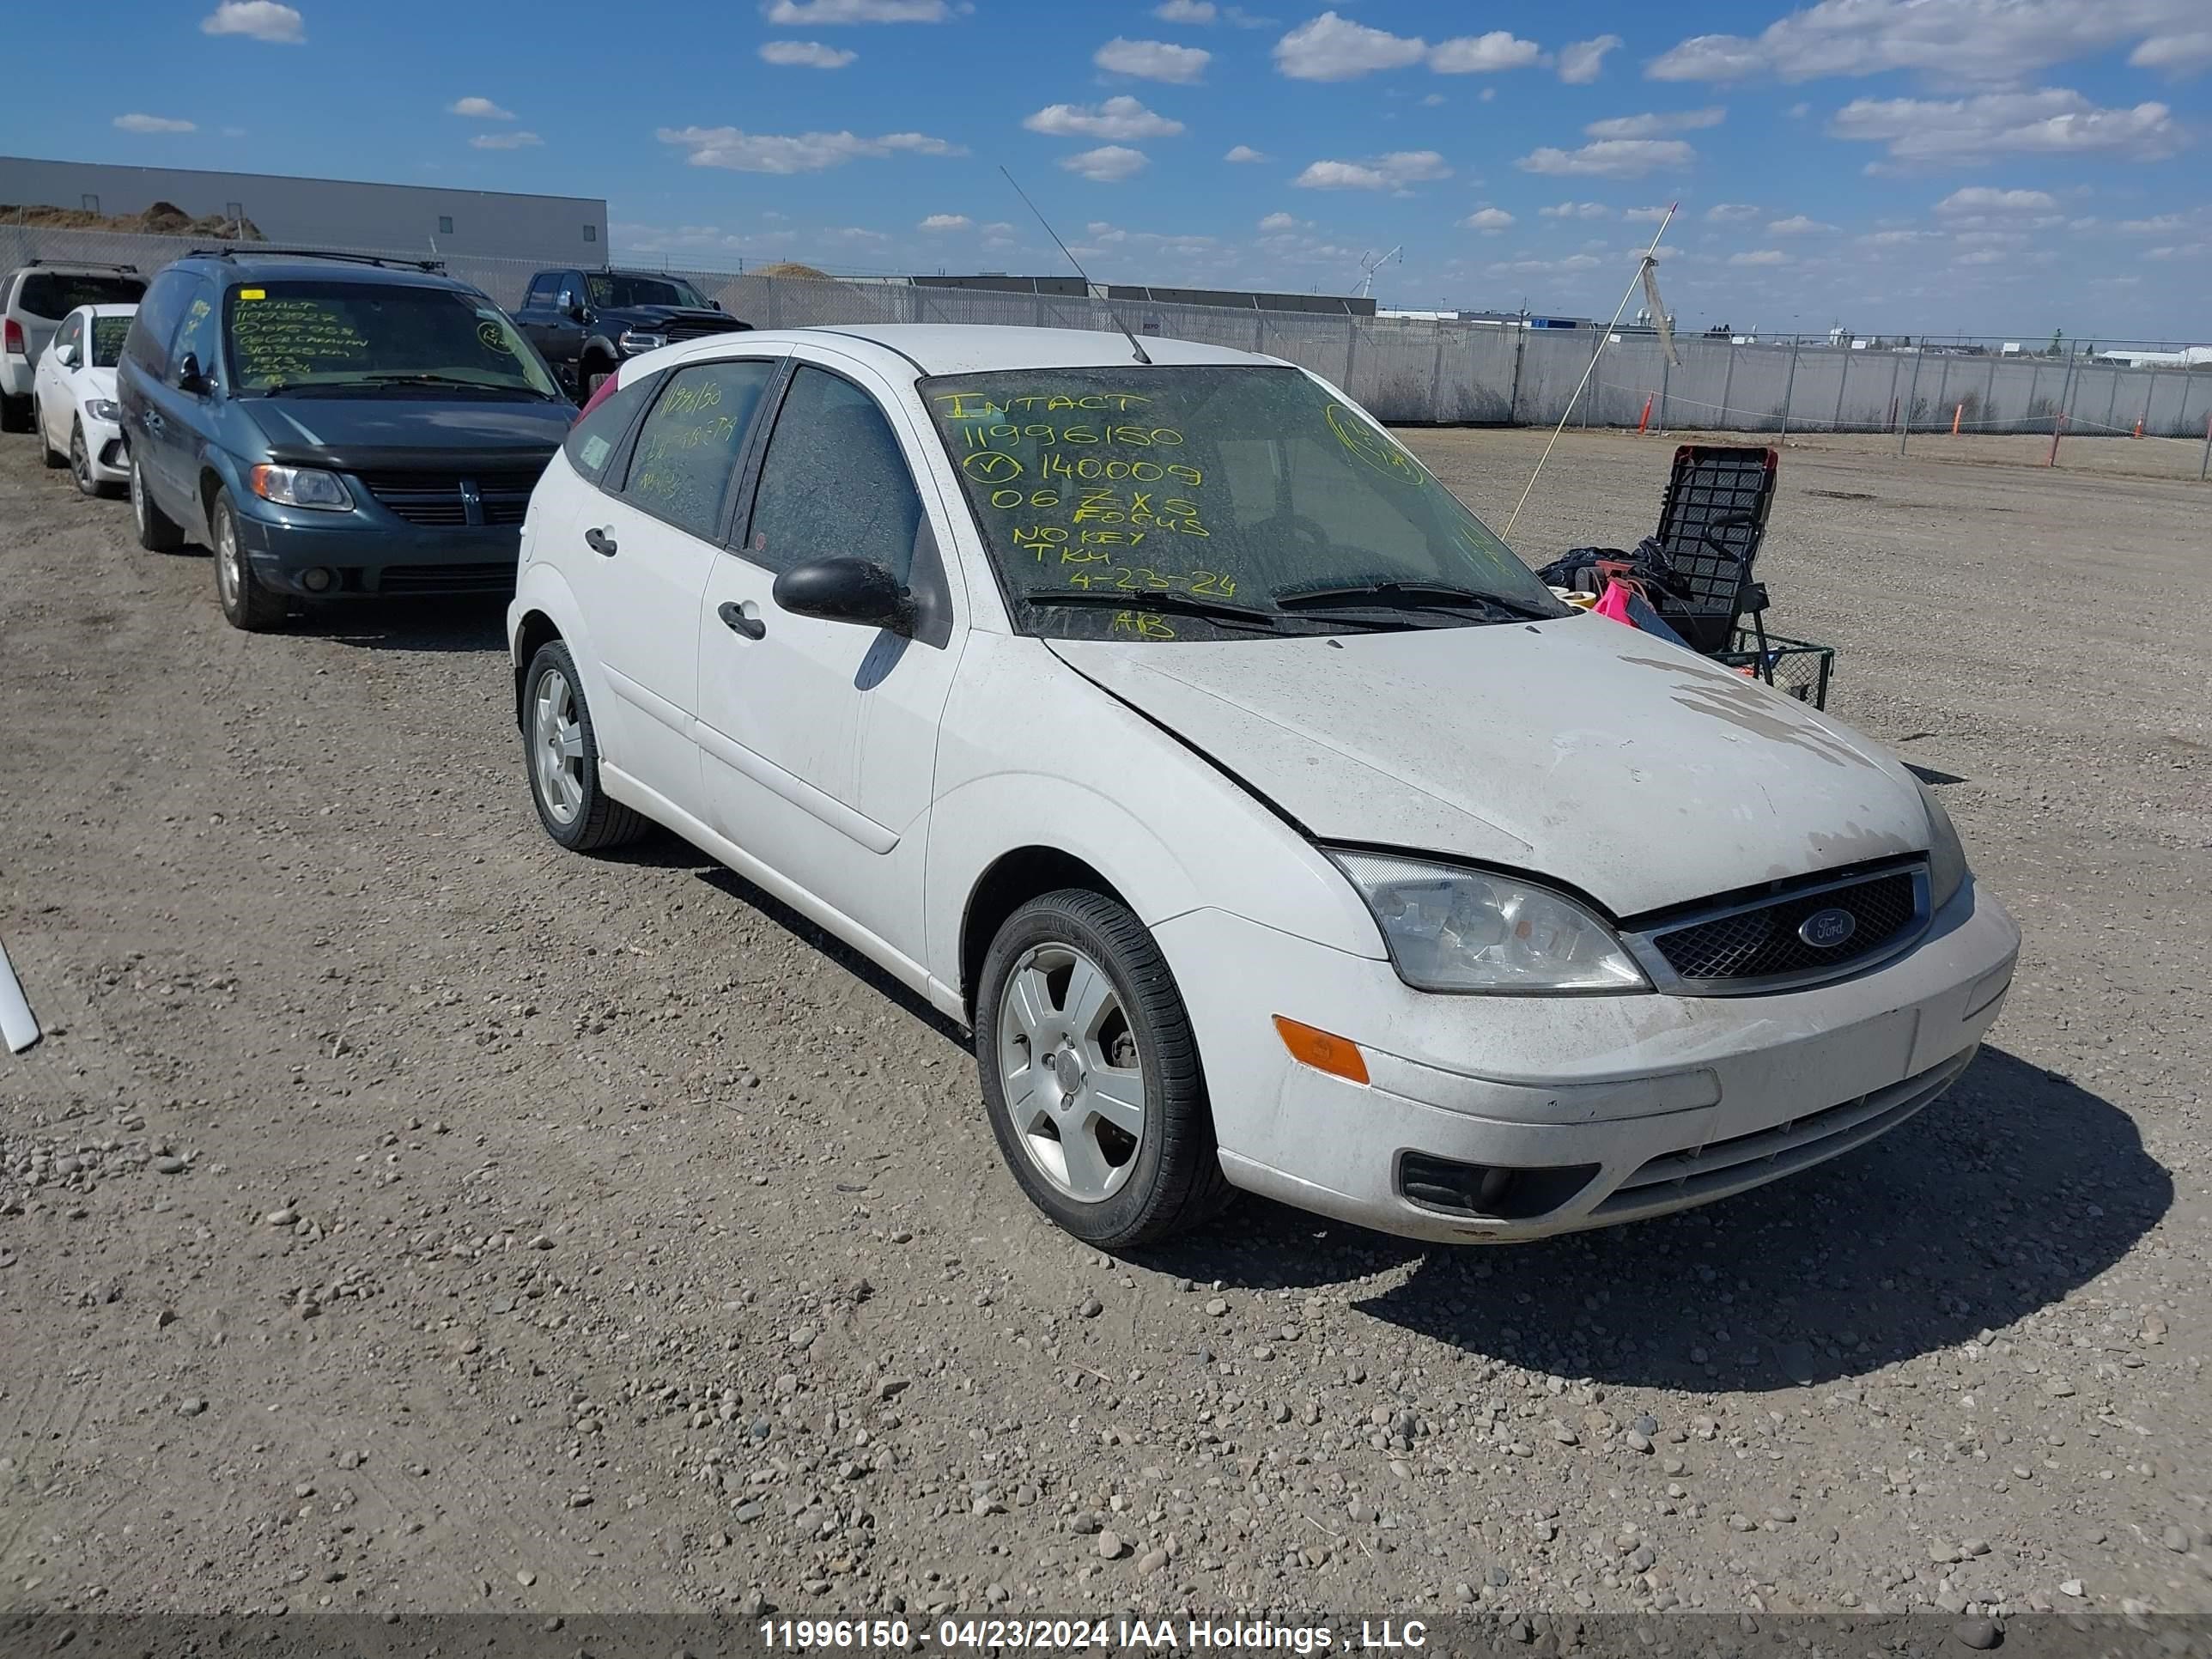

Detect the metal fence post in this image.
[2201,410,2211,482]
[1428,329,1445,422]
[1899,350,1923,456]
[1656,349,1670,434]
[1779,335,1801,436]
[1343,316,1358,392]
[1832,350,1849,430]
[1717,342,1735,434]
[1885,354,1901,434]
[1506,325,1527,426]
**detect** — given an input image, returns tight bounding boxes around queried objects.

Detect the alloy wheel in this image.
[215,509,242,610]
[995,942,1146,1203]
[531,665,586,825]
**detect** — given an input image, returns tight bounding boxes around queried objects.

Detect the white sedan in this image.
[507,325,2020,1249]
[33,302,136,495]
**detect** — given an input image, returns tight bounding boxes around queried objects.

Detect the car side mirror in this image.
[771,556,915,635]
[710,300,725,313]
[174,353,207,395]
[56,343,80,368]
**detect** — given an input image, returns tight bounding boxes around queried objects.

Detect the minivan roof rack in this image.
[185,246,447,274]
[24,258,140,273]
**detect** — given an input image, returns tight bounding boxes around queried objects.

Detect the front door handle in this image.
[584,526,617,557]
[717,601,766,641]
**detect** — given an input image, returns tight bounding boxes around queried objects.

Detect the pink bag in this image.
[1591,580,1636,626]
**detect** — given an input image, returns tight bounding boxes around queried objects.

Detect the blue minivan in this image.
[116,249,575,630]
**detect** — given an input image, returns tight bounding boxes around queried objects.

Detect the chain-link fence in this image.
[7,221,2208,467]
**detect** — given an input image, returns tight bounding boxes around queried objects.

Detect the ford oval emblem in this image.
[1798,908,1858,950]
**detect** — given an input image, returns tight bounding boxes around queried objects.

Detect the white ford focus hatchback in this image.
[508,325,2019,1249]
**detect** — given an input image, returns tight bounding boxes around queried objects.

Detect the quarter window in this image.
[745,367,922,580]
[621,360,775,539]
[562,368,661,487]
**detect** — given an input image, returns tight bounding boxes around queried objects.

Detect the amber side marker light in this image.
[1273,1016,1370,1085]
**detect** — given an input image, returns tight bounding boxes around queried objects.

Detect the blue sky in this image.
[9,0,2209,341]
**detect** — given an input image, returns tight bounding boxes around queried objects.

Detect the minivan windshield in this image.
[222,281,561,398]
[587,273,709,310]
[922,365,1567,641]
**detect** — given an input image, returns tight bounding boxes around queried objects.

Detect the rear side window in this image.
[125,270,194,374]
[621,360,775,539]
[745,367,923,580]
[562,368,661,486]
[18,272,144,318]
[170,283,218,375]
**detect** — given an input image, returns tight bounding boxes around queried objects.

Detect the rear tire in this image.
[130,453,185,552]
[0,393,30,434]
[976,888,1233,1249]
[523,640,647,852]
[210,489,287,631]
[39,402,66,468]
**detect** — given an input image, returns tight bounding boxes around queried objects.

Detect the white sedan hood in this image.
[1050,617,1930,918]
[78,367,118,405]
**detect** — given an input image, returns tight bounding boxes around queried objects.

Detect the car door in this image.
[148,279,222,518]
[124,273,206,514]
[565,355,779,817]
[35,310,83,447]
[694,356,969,973]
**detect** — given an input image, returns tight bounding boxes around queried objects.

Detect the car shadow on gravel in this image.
[1144,1045,2171,1391]
[305,598,508,653]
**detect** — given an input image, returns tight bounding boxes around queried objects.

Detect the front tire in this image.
[523,640,647,852]
[39,403,66,468]
[69,421,102,496]
[976,889,1233,1249]
[210,489,287,631]
[130,453,185,552]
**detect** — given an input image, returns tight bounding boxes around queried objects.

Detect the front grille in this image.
[1649,870,1918,986]
[357,464,549,528]
[377,562,515,594]
[1591,1047,1975,1218]
[662,319,743,343]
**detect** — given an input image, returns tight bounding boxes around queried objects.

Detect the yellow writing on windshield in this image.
[1325,402,1423,487]
[932,390,1152,418]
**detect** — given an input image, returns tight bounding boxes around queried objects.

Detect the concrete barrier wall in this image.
[7,223,2205,438]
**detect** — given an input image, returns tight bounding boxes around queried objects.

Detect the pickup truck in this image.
[513,268,750,398]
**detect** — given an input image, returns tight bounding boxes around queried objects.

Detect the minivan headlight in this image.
[1327,849,1650,994]
[249,464,353,512]
[1918,780,1967,912]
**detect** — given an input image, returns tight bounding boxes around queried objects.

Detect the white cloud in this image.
[471,131,544,149]
[762,0,950,20]
[1540,201,1611,219]
[1647,0,2209,87]
[1462,208,1516,231]
[1768,214,1835,234]
[1257,211,1306,230]
[917,213,971,230]
[448,96,514,119]
[200,1,303,43]
[1557,34,1623,83]
[1516,138,1695,178]
[1828,88,2183,166]
[1729,249,1790,265]
[1859,228,1937,246]
[759,40,858,67]
[1705,202,1761,222]
[2130,31,2212,73]
[1428,31,1541,74]
[657,125,964,172]
[2117,212,2186,233]
[1224,144,1268,162]
[1584,106,1724,140]
[1273,11,1426,80]
[1935,186,2057,214]
[114,112,197,133]
[1024,97,1183,140]
[1061,144,1151,182]
[1623,204,1672,222]
[1095,37,1212,82]
[1154,0,1215,18]
[1293,149,1450,191]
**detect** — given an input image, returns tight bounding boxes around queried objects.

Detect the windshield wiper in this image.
[1022,589,1285,631]
[1272,579,1560,622]
[358,373,551,397]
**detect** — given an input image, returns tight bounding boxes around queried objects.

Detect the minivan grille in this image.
[1647,870,1919,986]
[356,463,549,528]
[377,562,516,594]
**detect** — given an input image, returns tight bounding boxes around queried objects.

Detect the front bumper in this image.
[234,507,520,599]
[1157,878,2021,1243]
[81,416,129,483]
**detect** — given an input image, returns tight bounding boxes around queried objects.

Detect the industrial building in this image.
[0,155,605,263]
[909,274,1376,317]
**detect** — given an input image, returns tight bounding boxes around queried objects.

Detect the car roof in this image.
[675,323,1278,377]
[170,252,476,291]
[82,302,140,316]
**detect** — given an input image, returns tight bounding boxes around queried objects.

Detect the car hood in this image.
[80,367,119,404]
[1050,617,1930,918]
[606,305,745,331]
[242,395,574,464]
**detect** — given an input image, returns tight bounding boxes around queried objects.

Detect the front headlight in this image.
[1917,780,1967,911]
[1328,849,1650,994]
[249,463,353,512]
[617,330,667,356]
[85,398,123,422]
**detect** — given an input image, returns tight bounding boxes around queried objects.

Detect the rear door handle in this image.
[717,601,766,641]
[584,526,617,556]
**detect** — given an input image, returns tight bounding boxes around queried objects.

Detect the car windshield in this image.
[19,272,144,318]
[89,315,133,368]
[921,364,1568,641]
[222,281,559,398]
[586,273,708,310]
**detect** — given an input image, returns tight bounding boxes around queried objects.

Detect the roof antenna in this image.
[1000,165,1152,366]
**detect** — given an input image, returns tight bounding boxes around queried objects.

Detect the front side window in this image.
[620,359,775,539]
[55,313,83,357]
[90,314,134,368]
[170,284,217,377]
[745,367,922,580]
[526,275,559,308]
[125,270,193,373]
[587,273,708,310]
[921,364,1565,641]
[221,281,560,398]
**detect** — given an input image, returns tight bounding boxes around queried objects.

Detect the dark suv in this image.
[115,249,575,630]
[514,267,749,398]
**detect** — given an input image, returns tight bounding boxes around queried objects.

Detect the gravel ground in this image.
[0,428,2206,1626]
